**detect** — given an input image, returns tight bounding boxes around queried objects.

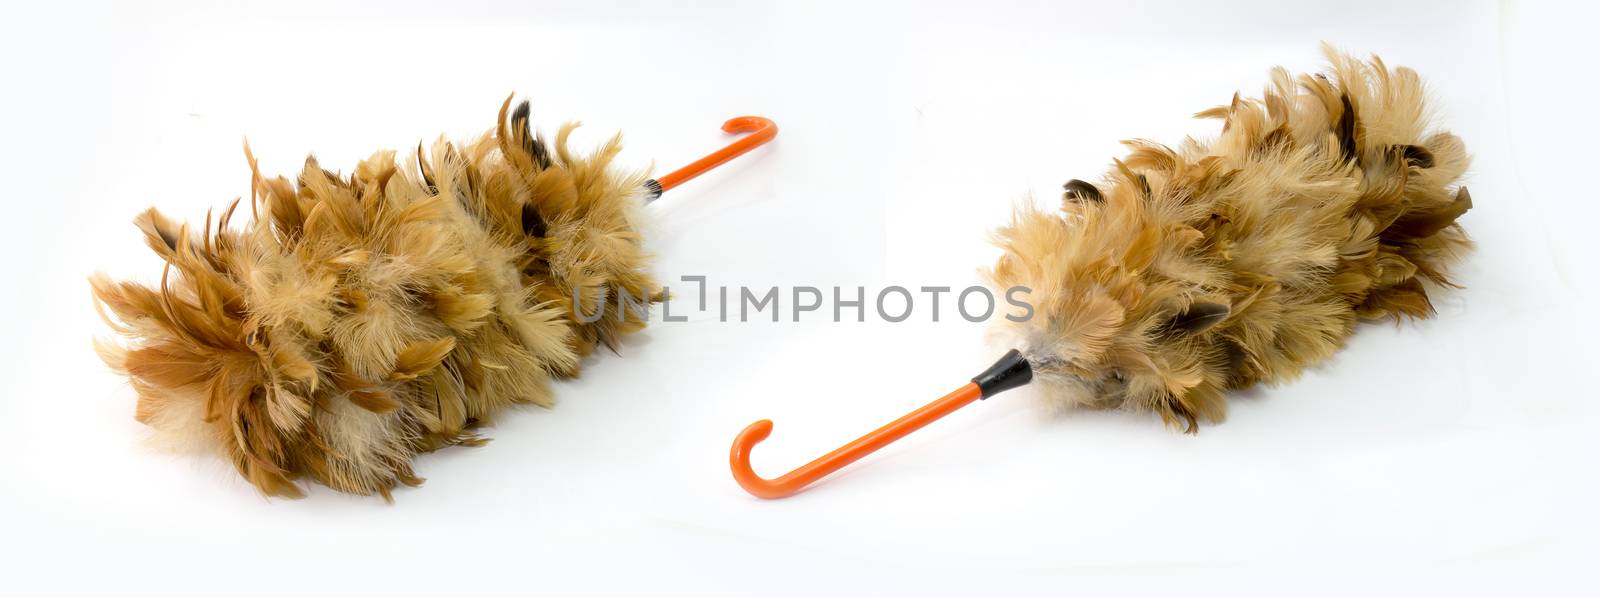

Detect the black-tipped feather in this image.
[510,101,552,169]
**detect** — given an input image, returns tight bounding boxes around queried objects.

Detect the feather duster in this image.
[94,98,774,499]
[728,47,1472,499]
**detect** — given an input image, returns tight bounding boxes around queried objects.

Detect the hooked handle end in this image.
[730,420,792,499]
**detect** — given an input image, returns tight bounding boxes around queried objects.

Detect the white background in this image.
[2,0,1596,595]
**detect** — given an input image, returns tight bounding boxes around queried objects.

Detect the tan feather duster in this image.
[92,97,726,499]
[728,47,1473,500]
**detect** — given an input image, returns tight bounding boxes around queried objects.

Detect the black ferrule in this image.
[972,349,1033,399]
[643,179,664,202]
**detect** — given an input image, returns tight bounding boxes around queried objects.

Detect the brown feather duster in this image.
[986,46,1473,432]
[92,97,662,498]
[728,47,1475,500]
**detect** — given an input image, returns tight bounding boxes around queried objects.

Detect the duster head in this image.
[986,47,1472,432]
[91,98,660,498]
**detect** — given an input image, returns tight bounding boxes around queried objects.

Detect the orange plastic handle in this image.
[656,116,777,192]
[729,382,984,499]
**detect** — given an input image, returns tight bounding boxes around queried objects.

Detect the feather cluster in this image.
[92,98,659,498]
[986,47,1473,431]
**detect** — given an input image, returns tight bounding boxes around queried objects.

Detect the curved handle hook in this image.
[729,348,1034,499]
[730,383,983,499]
[649,116,777,199]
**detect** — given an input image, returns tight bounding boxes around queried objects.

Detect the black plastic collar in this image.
[972,349,1033,399]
